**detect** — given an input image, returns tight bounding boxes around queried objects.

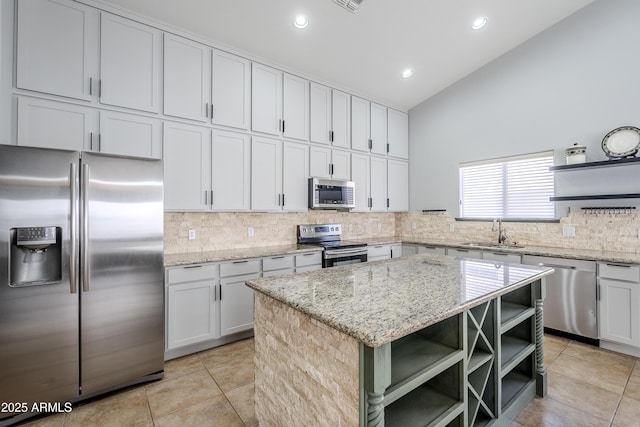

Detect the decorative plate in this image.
[601,126,640,158]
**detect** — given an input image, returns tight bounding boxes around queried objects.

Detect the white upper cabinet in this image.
[310,83,332,145]
[211,50,251,130]
[16,0,99,101]
[251,137,309,211]
[251,136,283,211]
[98,110,162,159]
[282,141,310,211]
[282,74,309,141]
[310,84,350,148]
[251,63,282,136]
[387,159,409,211]
[163,34,211,122]
[331,90,351,149]
[309,147,350,180]
[351,96,370,152]
[17,97,95,151]
[17,97,160,158]
[387,109,409,159]
[211,130,251,211]
[163,122,211,211]
[163,36,250,128]
[370,102,387,155]
[370,156,387,212]
[100,13,162,113]
[351,153,371,212]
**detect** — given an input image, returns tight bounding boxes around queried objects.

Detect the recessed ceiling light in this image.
[294,15,309,29]
[471,16,487,30]
[401,69,414,79]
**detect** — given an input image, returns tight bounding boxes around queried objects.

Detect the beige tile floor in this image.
[15,334,640,427]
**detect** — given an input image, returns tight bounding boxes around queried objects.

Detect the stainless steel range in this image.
[298,224,367,268]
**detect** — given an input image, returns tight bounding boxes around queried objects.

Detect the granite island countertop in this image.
[246,253,553,347]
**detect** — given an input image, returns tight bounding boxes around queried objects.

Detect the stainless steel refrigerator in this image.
[0,145,164,425]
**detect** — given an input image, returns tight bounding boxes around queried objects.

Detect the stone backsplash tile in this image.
[165,210,638,255]
[164,211,396,254]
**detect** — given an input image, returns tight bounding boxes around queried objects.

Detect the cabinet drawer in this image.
[263,255,294,272]
[483,252,521,264]
[167,264,219,284]
[220,259,261,277]
[368,245,390,258]
[296,251,322,267]
[599,263,640,282]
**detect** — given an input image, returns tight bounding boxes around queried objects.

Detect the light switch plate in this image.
[562,226,576,237]
[411,222,417,230]
[449,223,455,232]
[188,229,196,240]
[248,227,254,237]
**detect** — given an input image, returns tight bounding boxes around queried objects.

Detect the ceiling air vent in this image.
[332,0,363,13]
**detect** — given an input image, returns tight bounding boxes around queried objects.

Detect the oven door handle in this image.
[324,248,368,259]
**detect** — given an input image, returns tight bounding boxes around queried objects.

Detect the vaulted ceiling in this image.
[102,0,594,110]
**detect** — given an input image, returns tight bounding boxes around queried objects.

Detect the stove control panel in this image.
[298,223,342,239]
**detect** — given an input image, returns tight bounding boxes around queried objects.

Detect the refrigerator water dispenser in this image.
[9,226,62,286]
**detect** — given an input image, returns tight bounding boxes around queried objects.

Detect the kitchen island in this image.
[246,253,553,427]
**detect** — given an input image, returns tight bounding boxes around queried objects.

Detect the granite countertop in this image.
[404,240,640,264]
[164,244,323,267]
[246,253,553,347]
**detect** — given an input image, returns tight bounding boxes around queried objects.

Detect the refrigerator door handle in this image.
[70,163,78,294]
[81,163,90,292]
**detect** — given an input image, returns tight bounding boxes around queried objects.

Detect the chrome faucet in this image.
[492,218,508,245]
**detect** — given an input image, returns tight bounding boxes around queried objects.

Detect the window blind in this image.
[459,152,555,219]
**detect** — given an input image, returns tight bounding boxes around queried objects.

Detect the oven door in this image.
[323,248,368,268]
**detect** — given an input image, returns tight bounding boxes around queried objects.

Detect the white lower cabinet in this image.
[262,255,295,277]
[219,259,260,336]
[368,244,391,262]
[295,251,322,272]
[418,245,446,255]
[391,244,404,258]
[599,263,640,349]
[166,264,220,351]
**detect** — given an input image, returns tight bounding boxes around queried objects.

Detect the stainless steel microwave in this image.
[309,178,355,209]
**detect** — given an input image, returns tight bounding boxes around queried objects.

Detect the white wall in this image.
[409,0,640,214]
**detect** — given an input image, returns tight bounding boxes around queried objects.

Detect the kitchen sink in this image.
[460,242,525,249]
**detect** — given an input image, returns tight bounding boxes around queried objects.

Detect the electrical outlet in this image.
[377,223,382,231]
[562,226,576,237]
[449,223,455,232]
[188,229,196,240]
[411,222,417,230]
[247,227,254,237]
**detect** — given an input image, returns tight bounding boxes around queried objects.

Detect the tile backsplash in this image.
[164,210,639,255]
[164,211,396,254]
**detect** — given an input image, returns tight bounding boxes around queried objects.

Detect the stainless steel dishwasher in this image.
[522,255,598,344]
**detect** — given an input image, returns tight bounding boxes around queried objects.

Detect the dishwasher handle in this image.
[537,262,576,270]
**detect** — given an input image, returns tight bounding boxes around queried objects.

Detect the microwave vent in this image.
[332,0,363,13]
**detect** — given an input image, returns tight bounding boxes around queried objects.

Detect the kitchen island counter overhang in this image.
[246,253,554,426]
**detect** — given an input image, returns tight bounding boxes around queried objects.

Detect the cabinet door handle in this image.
[329,164,334,175]
[233,260,249,264]
[282,120,285,133]
[606,263,630,268]
[204,190,208,205]
[302,253,315,256]
[330,130,334,142]
[387,198,390,208]
[271,256,285,260]
[98,133,102,152]
[89,132,94,151]
[368,139,372,150]
[205,103,209,118]
[282,193,285,207]
[89,77,93,96]
[210,104,214,118]
[219,284,222,301]
[184,265,202,269]
[387,143,390,153]
[98,79,102,98]
[210,190,213,206]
